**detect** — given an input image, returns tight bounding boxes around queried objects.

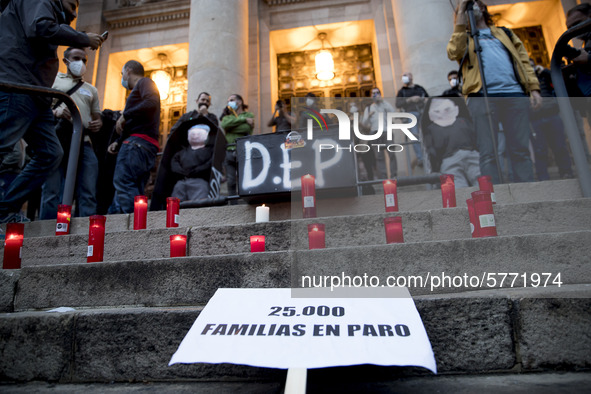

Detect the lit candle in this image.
[166,197,180,228]
[471,191,497,237]
[301,174,317,219]
[256,204,270,223]
[478,175,496,204]
[134,195,148,230]
[3,223,24,269]
[87,215,106,263]
[56,204,72,235]
[466,198,480,238]
[383,217,404,244]
[170,235,187,257]
[440,174,456,208]
[307,223,326,249]
[250,235,266,253]
[382,179,398,212]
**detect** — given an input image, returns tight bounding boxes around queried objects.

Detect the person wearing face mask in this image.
[107,60,160,214]
[442,70,463,97]
[220,94,254,197]
[297,93,324,130]
[447,0,542,184]
[423,97,480,187]
[0,0,103,224]
[39,47,103,219]
[395,72,429,168]
[361,87,397,179]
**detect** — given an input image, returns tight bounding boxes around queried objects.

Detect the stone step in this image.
[15,179,583,238]
[6,198,590,267]
[2,230,589,312]
[0,285,589,383]
[1,372,591,393]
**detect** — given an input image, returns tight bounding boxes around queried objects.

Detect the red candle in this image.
[466,198,480,238]
[382,180,398,212]
[250,235,265,253]
[170,235,187,257]
[301,174,317,219]
[471,191,497,237]
[56,204,72,235]
[134,195,148,230]
[87,215,106,263]
[3,223,24,269]
[478,175,496,204]
[384,217,404,244]
[166,197,180,228]
[307,223,326,249]
[440,174,456,208]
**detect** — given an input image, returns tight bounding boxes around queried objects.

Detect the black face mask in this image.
[57,0,76,25]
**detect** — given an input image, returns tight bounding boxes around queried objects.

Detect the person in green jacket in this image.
[220,93,254,197]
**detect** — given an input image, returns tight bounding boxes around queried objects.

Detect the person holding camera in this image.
[267,99,294,133]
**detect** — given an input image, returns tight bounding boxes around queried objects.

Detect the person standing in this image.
[362,87,397,179]
[107,60,160,214]
[267,99,294,133]
[0,0,103,223]
[40,47,103,219]
[447,0,542,184]
[170,92,218,134]
[221,94,254,197]
[396,72,429,168]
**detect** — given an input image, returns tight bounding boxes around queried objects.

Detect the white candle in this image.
[256,204,270,223]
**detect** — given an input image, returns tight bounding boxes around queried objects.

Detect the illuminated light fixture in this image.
[151,53,172,101]
[315,32,335,81]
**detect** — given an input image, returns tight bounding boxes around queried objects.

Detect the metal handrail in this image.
[550,19,591,197]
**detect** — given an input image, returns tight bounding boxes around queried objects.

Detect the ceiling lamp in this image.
[315,32,335,81]
[150,53,172,101]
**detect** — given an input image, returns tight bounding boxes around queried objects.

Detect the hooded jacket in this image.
[447,24,540,96]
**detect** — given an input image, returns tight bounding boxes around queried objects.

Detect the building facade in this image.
[75,0,578,146]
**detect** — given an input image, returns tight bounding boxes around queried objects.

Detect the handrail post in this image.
[550,19,591,197]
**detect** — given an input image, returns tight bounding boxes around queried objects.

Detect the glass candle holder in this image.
[471,191,497,237]
[301,174,317,219]
[250,235,266,253]
[56,204,72,235]
[466,198,480,238]
[134,195,148,230]
[384,217,404,244]
[3,223,24,269]
[440,174,456,208]
[307,223,326,250]
[166,197,180,228]
[478,175,496,204]
[170,234,187,257]
[87,215,106,263]
[382,179,398,213]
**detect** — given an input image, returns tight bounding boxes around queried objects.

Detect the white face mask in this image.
[67,60,86,77]
[449,78,459,88]
[472,4,483,20]
[428,99,459,128]
[121,76,129,90]
[306,98,315,107]
[401,76,410,85]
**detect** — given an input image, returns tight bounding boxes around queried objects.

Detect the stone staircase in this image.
[1,179,590,392]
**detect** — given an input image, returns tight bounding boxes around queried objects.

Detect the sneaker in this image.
[0,212,31,224]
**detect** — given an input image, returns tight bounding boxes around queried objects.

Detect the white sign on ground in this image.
[169,288,436,373]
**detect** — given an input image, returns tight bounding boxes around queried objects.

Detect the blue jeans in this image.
[40,142,99,219]
[467,95,534,184]
[0,92,63,215]
[407,111,423,162]
[108,136,157,214]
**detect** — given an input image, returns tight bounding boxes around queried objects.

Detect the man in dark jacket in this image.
[107,60,161,214]
[0,0,103,223]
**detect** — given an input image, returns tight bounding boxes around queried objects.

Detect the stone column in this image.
[391,0,455,95]
[188,0,249,117]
